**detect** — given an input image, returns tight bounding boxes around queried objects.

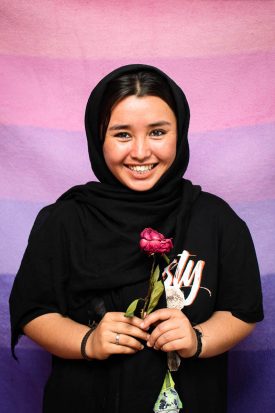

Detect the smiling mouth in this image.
[125,163,158,173]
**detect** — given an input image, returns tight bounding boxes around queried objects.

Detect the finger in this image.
[111,322,150,342]
[109,332,145,351]
[107,312,146,329]
[159,338,186,353]
[141,308,179,329]
[153,328,183,350]
[109,344,140,356]
[147,320,179,347]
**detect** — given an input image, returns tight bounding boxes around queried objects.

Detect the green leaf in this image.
[162,370,175,390]
[162,253,170,265]
[150,264,160,287]
[146,280,164,315]
[124,298,143,318]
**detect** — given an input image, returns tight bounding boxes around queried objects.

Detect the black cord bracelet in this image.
[189,327,203,359]
[80,321,97,361]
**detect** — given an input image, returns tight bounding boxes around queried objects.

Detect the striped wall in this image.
[1,1,274,412]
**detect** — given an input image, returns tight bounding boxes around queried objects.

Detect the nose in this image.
[130,136,151,161]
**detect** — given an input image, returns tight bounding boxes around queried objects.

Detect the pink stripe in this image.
[1,1,274,58]
[1,52,275,133]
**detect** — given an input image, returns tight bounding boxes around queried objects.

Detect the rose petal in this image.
[140,228,173,254]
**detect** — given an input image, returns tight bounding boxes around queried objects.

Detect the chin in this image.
[123,180,158,192]
[130,185,153,192]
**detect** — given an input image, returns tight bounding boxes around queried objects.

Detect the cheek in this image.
[167,151,176,169]
[103,143,114,168]
[167,135,177,164]
[103,141,126,166]
[156,140,176,164]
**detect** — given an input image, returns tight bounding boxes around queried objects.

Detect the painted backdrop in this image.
[1,1,274,412]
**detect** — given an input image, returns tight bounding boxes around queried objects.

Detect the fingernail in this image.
[146,341,152,347]
[154,346,159,350]
[140,345,144,350]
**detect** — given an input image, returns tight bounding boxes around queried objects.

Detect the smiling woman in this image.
[103,95,177,191]
[9,64,264,413]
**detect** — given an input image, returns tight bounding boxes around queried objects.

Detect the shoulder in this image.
[29,199,79,241]
[186,191,259,271]
[191,191,252,254]
[193,191,246,230]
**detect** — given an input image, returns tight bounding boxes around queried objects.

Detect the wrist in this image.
[188,327,203,359]
[80,322,97,361]
[177,328,198,358]
[84,330,96,359]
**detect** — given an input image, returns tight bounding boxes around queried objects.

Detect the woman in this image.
[9,64,264,413]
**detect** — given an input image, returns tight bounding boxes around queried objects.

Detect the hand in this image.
[141,308,197,358]
[87,312,149,360]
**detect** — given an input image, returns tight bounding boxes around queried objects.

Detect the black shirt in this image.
[9,191,264,413]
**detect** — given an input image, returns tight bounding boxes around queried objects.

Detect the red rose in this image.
[140,228,173,254]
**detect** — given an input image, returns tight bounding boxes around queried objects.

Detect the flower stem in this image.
[162,253,170,265]
[141,254,156,319]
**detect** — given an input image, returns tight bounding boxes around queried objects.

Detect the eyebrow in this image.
[108,121,172,131]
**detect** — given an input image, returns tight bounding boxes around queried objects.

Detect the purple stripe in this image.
[0,199,47,275]
[231,199,275,277]
[1,198,275,275]
[185,122,275,203]
[0,274,52,350]
[0,124,95,203]
[1,122,274,203]
[1,273,272,350]
[231,273,274,352]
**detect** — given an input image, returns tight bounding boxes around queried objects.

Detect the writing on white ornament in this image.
[163,250,209,306]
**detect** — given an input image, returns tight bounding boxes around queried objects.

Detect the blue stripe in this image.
[228,349,275,413]
[1,270,274,412]
[0,347,50,413]
[0,346,274,413]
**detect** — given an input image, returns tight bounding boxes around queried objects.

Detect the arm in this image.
[141,308,256,358]
[192,310,255,358]
[23,313,94,359]
[23,312,149,360]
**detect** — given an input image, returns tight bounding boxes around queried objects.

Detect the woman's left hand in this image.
[141,308,197,358]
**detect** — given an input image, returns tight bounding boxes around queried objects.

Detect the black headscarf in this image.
[10,64,201,412]
[57,64,201,291]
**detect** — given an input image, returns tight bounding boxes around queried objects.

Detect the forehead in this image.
[109,95,176,124]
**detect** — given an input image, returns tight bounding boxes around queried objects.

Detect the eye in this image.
[150,129,166,137]
[114,132,131,139]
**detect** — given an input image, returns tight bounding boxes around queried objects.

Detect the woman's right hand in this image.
[87,312,149,360]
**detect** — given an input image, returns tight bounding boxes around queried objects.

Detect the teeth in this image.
[128,164,155,172]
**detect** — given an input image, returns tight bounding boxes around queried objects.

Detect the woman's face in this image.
[103,95,177,191]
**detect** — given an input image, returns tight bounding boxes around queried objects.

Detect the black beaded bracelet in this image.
[189,328,203,359]
[80,321,97,361]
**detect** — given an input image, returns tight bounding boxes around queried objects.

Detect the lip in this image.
[124,163,158,179]
[125,163,158,167]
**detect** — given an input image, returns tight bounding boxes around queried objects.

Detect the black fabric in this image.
[9,64,264,413]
